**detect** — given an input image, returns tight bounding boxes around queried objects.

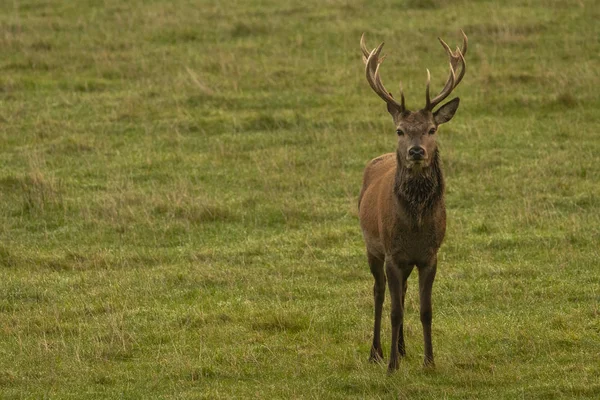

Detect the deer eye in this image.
[428,127,437,135]
[396,129,404,136]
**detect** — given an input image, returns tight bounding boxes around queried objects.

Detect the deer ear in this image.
[434,97,460,125]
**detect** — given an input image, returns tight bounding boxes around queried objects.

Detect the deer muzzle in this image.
[408,146,426,161]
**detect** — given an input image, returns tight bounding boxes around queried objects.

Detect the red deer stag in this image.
[358,31,467,371]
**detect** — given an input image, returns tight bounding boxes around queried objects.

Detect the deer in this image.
[358,31,467,372]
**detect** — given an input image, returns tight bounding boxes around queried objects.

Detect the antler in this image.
[360,33,405,112]
[425,30,468,110]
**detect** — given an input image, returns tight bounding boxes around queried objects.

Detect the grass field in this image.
[1,0,599,398]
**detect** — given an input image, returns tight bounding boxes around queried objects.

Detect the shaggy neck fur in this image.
[394,149,445,225]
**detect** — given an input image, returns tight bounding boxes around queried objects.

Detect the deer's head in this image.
[360,31,467,170]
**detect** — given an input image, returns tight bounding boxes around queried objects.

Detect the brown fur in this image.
[359,105,459,371]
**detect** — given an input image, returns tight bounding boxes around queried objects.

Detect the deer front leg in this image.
[368,252,385,362]
[418,260,437,367]
[386,260,412,372]
[398,273,411,357]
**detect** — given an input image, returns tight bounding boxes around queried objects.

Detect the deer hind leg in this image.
[418,261,438,367]
[368,252,385,362]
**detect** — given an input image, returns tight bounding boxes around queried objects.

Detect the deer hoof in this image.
[387,358,400,373]
[369,347,384,363]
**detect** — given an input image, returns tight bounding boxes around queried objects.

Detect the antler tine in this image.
[360,33,370,63]
[398,82,406,111]
[425,69,431,109]
[453,48,466,87]
[363,37,404,112]
[361,33,388,65]
[426,62,456,110]
[460,29,468,57]
[426,31,468,110]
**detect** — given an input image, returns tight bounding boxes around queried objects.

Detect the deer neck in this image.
[394,149,445,224]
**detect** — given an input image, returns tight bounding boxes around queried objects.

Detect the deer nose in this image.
[408,146,426,160]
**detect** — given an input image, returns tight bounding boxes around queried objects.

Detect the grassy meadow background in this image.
[1,0,599,398]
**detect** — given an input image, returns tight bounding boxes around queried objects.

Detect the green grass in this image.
[1,0,599,398]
